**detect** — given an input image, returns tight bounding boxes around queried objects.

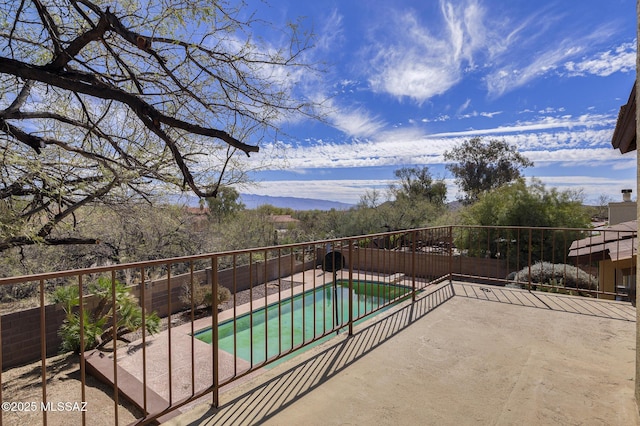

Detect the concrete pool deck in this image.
[89,269,418,421]
[88,273,638,425]
[162,281,638,426]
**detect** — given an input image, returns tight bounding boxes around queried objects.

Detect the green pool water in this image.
[194,280,412,366]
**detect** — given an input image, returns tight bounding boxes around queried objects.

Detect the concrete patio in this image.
[155,281,638,425]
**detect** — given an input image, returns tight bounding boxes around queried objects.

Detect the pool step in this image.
[85,349,181,424]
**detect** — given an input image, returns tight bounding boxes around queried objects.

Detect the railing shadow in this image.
[454,281,635,322]
[177,282,455,426]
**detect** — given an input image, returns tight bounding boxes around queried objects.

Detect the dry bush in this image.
[180,282,231,309]
[510,261,597,292]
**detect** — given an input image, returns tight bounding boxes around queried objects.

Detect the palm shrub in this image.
[51,277,160,352]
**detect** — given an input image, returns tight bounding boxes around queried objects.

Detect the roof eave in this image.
[611,82,637,154]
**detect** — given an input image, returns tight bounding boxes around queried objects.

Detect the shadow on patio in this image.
[165,281,638,425]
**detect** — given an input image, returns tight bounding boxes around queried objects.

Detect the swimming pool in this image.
[194,280,413,366]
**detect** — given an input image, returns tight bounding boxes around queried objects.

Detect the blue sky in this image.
[239,0,637,205]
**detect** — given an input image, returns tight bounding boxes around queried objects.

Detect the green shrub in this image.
[57,308,108,353]
[52,277,160,353]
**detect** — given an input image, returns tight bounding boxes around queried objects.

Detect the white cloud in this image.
[564,41,636,77]
[315,9,345,53]
[251,113,621,173]
[430,113,615,138]
[422,114,451,123]
[480,111,502,118]
[366,0,487,103]
[532,175,637,205]
[611,158,637,170]
[247,179,394,204]
[486,42,583,97]
[483,13,625,97]
[458,110,503,119]
[255,126,451,170]
[524,148,631,165]
[328,105,386,138]
[245,173,636,206]
[538,107,565,114]
[503,129,613,151]
[458,99,472,114]
[359,1,630,101]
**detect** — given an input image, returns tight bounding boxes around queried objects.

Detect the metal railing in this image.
[450,225,636,300]
[0,225,634,424]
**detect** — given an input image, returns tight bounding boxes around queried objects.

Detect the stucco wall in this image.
[598,257,636,300]
[610,201,638,225]
[341,247,509,282]
[1,253,316,369]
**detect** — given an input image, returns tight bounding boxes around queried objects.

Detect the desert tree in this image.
[390,166,447,206]
[444,137,533,204]
[327,168,447,238]
[206,185,245,224]
[386,166,447,230]
[0,0,318,251]
[594,193,613,221]
[456,178,590,268]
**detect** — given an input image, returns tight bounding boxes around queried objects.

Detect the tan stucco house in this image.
[609,40,639,405]
[568,219,637,302]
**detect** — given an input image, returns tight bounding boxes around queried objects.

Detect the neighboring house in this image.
[185,205,210,231]
[609,76,640,409]
[269,214,300,230]
[185,206,209,216]
[611,82,636,155]
[609,190,637,225]
[268,214,300,245]
[568,220,637,303]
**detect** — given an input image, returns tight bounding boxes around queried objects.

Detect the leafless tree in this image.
[0,0,317,250]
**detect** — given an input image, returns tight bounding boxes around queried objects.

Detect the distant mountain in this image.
[240,194,353,211]
[166,193,353,211]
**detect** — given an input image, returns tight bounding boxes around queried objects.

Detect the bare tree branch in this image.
[0,0,319,252]
[0,236,100,252]
[0,57,260,156]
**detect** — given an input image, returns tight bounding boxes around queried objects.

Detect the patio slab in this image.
[90,270,418,420]
[163,282,638,425]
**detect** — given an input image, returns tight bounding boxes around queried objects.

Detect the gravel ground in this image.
[1,353,142,426]
[2,281,303,426]
[219,281,298,310]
